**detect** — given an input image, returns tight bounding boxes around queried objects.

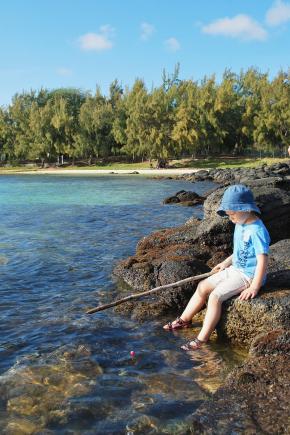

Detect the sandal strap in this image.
[182,337,205,351]
[176,317,190,326]
[165,317,191,330]
[192,338,204,345]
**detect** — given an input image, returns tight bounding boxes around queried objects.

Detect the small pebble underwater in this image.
[0,175,246,434]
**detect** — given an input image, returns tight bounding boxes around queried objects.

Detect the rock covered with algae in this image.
[217,238,290,347]
[190,329,290,434]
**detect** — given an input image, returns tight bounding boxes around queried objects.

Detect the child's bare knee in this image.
[208,292,222,304]
[197,280,211,298]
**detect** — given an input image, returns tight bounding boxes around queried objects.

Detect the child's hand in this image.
[212,261,227,273]
[238,287,259,301]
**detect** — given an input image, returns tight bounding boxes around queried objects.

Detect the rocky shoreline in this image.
[154,160,290,185]
[113,164,290,434]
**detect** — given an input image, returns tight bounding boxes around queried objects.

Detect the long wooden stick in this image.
[86,271,212,314]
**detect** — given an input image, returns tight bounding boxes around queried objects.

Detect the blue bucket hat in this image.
[217,184,261,216]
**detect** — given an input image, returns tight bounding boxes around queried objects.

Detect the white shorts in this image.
[205,266,251,302]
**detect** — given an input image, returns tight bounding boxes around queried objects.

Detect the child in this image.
[163,184,270,350]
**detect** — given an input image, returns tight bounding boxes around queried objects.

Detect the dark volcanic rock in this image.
[190,330,290,434]
[204,178,290,243]
[191,357,290,434]
[175,162,290,186]
[113,216,233,319]
[218,286,290,347]
[163,195,180,204]
[163,190,205,206]
[114,241,211,319]
[250,329,290,356]
[194,169,212,181]
[217,239,290,347]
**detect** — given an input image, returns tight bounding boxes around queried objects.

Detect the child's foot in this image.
[163,316,192,331]
[181,337,206,351]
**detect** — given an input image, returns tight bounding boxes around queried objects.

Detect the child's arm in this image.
[212,254,233,273]
[238,254,268,300]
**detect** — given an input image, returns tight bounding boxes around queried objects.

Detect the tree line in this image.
[0,66,289,164]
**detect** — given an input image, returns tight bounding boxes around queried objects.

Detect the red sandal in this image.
[163,317,192,331]
[181,338,205,350]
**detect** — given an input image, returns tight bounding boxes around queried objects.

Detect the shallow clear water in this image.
[0,175,245,434]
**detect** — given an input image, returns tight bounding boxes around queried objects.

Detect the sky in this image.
[1,0,290,106]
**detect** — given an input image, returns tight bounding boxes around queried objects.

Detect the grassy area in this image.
[78,156,289,170]
[170,156,290,169]
[0,161,152,172]
[0,156,289,173]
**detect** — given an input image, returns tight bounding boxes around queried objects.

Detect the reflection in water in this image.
[0,176,246,433]
[173,325,247,394]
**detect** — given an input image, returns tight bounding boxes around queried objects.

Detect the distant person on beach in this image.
[163,185,270,350]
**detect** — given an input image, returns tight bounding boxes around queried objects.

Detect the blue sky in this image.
[1,0,290,106]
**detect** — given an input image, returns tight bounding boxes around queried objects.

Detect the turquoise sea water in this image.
[0,175,245,434]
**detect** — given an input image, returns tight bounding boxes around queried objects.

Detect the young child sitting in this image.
[163,184,270,350]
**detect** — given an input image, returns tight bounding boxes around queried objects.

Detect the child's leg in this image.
[197,293,222,342]
[163,279,214,329]
[180,279,215,321]
[184,267,250,348]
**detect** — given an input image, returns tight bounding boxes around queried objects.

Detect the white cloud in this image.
[165,37,181,52]
[140,22,155,40]
[56,67,72,77]
[266,0,290,26]
[202,14,267,41]
[78,25,114,52]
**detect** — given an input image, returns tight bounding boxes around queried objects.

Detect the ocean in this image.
[0,175,245,434]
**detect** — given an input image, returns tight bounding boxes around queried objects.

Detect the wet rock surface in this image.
[190,330,290,434]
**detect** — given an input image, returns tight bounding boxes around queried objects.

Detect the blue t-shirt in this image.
[233,219,270,282]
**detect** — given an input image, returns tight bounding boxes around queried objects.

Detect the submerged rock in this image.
[5,417,39,435]
[126,414,161,434]
[0,345,103,432]
[0,255,9,265]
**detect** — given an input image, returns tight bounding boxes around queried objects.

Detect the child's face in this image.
[226,210,251,224]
